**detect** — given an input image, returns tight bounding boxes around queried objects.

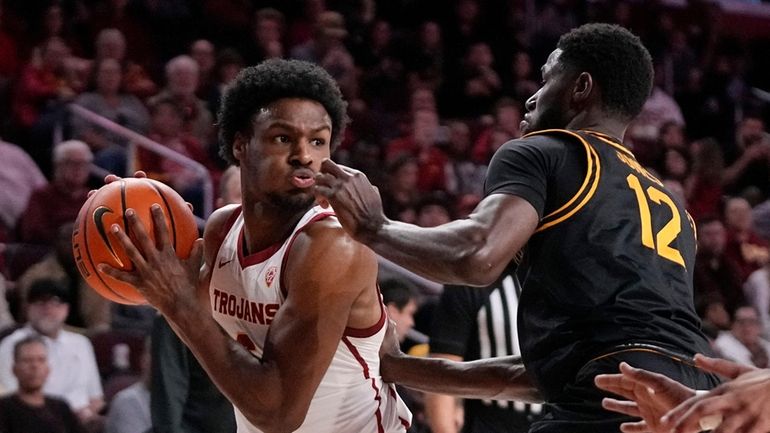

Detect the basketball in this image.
[72,178,199,305]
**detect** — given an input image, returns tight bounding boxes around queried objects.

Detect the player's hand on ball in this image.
[98,204,203,315]
[314,159,386,242]
[595,362,695,433]
[88,171,148,198]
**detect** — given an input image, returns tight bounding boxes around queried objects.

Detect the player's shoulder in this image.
[292,215,376,266]
[497,129,577,155]
[202,204,242,262]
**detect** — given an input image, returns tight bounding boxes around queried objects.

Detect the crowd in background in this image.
[1,0,770,432]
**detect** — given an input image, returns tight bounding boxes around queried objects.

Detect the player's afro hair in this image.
[557,23,653,120]
[217,58,349,165]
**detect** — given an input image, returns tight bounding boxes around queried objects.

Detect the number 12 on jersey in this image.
[626,174,685,267]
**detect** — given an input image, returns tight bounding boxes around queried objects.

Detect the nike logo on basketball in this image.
[93,206,121,262]
[218,258,233,268]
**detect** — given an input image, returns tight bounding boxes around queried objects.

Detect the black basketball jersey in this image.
[484,129,712,401]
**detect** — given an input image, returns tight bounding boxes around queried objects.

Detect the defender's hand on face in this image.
[314,159,386,241]
[594,362,696,433]
[98,204,203,316]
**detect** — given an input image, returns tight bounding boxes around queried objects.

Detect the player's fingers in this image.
[594,374,635,400]
[104,174,122,184]
[97,264,141,288]
[694,354,755,379]
[320,158,351,179]
[109,222,148,269]
[186,238,204,271]
[150,204,171,251]
[186,202,194,212]
[602,398,641,417]
[669,397,733,433]
[123,209,157,258]
[88,189,98,198]
[133,170,147,178]
[619,362,681,395]
[619,420,650,433]
[713,412,745,433]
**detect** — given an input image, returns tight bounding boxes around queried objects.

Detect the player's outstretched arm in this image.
[102,206,372,432]
[315,159,539,286]
[379,320,542,403]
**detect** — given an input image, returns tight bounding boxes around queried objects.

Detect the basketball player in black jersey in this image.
[315,23,719,433]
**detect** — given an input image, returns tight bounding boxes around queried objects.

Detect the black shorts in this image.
[528,344,721,433]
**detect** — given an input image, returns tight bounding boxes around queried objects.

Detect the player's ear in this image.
[232,132,247,161]
[572,72,593,105]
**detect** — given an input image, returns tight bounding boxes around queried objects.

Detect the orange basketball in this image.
[72,178,199,305]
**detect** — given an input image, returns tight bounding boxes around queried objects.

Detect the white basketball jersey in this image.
[209,205,412,433]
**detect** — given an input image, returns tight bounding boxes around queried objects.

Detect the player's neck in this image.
[241,202,307,254]
[566,110,627,143]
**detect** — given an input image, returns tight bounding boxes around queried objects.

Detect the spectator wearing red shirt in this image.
[724,196,770,282]
[686,138,724,220]
[18,140,91,245]
[386,108,448,192]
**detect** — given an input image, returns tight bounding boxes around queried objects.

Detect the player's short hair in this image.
[217,59,349,165]
[13,335,46,362]
[557,23,653,120]
[380,279,416,310]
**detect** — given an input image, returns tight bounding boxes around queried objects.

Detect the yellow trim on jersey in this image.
[522,129,602,233]
[582,130,635,157]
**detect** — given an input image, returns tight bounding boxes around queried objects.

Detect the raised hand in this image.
[314,159,386,242]
[594,362,696,433]
[98,204,204,317]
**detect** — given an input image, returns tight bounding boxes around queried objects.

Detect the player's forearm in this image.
[382,354,543,403]
[365,218,498,286]
[164,312,296,433]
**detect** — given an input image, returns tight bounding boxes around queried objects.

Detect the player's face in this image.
[235,98,332,213]
[521,49,575,135]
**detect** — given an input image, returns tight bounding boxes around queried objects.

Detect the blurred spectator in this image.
[714,305,770,368]
[137,97,215,213]
[207,48,244,123]
[12,37,76,146]
[0,280,104,427]
[0,336,86,433]
[189,39,217,99]
[724,115,770,201]
[72,57,150,176]
[628,63,684,145]
[104,338,151,433]
[88,2,156,71]
[18,140,91,245]
[242,7,285,65]
[472,98,521,164]
[660,148,690,183]
[444,42,501,118]
[386,108,448,192]
[724,196,770,281]
[291,11,357,98]
[686,138,724,220]
[693,216,746,316]
[286,0,325,49]
[147,55,214,145]
[380,279,419,345]
[0,139,47,234]
[445,119,485,197]
[381,155,420,223]
[416,193,453,228]
[427,269,541,433]
[744,263,770,338]
[17,222,110,331]
[93,28,157,99]
[504,52,539,106]
[403,20,444,90]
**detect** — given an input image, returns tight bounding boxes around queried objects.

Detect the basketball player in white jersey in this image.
[101,59,411,433]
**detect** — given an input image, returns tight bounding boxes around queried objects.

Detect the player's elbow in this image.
[456,252,503,286]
